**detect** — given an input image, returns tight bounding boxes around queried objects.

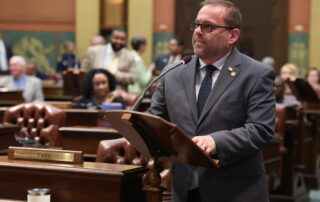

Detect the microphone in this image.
[132,55,192,111]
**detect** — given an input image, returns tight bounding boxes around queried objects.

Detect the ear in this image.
[228,28,240,45]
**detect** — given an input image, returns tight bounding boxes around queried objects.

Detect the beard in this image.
[192,35,207,58]
[111,43,125,52]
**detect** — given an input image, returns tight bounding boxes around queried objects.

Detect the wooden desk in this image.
[45,101,73,109]
[64,109,106,126]
[0,89,24,107]
[0,107,7,122]
[0,124,19,152]
[60,126,122,157]
[43,84,74,101]
[0,156,147,202]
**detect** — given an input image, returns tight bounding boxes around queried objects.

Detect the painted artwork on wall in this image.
[2,31,75,73]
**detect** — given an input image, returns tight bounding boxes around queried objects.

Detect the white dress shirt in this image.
[0,40,8,71]
[103,43,119,73]
[195,52,231,100]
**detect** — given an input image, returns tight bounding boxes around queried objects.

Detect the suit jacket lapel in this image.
[97,46,107,68]
[198,48,242,124]
[182,56,198,123]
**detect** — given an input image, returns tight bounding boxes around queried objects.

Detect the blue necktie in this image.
[197,65,217,117]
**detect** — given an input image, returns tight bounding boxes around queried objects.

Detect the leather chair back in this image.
[3,102,65,146]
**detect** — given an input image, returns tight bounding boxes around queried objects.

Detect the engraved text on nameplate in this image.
[13,149,75,163]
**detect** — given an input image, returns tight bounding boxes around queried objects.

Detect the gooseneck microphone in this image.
[132,55,192,111]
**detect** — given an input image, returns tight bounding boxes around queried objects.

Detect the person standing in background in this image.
[0,31,13,75]
[128,36,152,94]
[150,36,185,74]
[57,41,78,73]
[81,28,137,91]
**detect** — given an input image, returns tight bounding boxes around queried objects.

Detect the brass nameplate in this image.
[8,147,83,164]
[14,149,74,162]
[121,113,132,121]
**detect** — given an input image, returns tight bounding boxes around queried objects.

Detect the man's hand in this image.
[192,135,216,155]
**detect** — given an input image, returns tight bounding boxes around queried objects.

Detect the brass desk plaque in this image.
[8,147,83,164]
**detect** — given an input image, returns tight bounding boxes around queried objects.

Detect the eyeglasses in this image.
[190,22,234,33]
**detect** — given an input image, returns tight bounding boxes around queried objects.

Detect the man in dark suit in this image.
[152,36,184,73]
[147,1,276,202]
[0,30,13,74]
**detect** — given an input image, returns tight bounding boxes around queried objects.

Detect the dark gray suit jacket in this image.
[147,48,276,202]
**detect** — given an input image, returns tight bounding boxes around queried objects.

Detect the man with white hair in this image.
[0,55,44,101]
[0,30,13,74]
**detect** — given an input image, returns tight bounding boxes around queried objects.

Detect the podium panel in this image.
[104,110,218,168]
[0,156,147,202]
[60,126,121,157]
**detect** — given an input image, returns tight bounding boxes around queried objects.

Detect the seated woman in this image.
[274,76,300,106]
[280,63,298,97]
[305,67,320,97]
[73,69,125,110]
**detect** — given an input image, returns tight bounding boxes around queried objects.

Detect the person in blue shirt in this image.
[0,55,44,101]
[57,41,78,72]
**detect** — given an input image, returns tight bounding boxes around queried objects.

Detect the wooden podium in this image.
[104,110,218,202]
[104,110,218,167]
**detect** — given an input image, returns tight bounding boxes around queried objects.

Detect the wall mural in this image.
[3,31,75,73]
[153,32,173,59]
[288,33,309,77]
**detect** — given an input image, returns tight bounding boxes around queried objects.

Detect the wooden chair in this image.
[270,105,309,202]
[287,78,320,190]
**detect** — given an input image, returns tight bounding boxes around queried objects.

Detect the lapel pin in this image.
[230,71,237,77]
[228,67,233,72]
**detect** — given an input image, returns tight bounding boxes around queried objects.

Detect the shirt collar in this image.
[106,43,113,53]
[14,74,25,79]
[198,51,231,71]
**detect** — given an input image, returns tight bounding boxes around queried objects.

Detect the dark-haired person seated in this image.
[305,67,320,97]
[73,69,125,110]
[274,76,300,106]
